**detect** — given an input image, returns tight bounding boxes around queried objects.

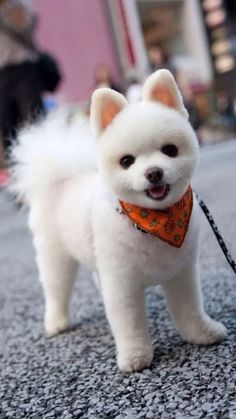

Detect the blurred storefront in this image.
[108,0,236,134]
[108,0,213,120]
[34,0,236,131]
[34,0,121,104]
[200,0,236,94]
[34,0,212,103]
[199,0,236,137]
[110,0,212,84]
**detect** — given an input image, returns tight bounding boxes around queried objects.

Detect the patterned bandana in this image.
[119,185,193,248]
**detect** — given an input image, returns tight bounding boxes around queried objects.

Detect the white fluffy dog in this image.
[12,70,226,372]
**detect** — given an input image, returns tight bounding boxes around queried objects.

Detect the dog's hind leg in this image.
[34,235,78,336]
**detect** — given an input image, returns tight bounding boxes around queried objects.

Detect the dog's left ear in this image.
[90,88,128,136]
[142,69,188,119]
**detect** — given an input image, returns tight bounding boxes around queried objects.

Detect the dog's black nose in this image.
[145,168,163,184]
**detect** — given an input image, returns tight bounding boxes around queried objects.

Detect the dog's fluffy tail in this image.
[10,107,96,205]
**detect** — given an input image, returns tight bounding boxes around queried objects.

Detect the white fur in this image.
[11,71,226,372]
[11,106,96,204]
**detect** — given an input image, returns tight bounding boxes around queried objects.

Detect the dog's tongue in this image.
[148,185,166,199]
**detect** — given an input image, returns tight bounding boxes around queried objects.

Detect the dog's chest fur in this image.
[93,194,199,286]
[56,177,199,287]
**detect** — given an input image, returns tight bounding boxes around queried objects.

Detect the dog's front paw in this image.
[117,346,153,372]
[183,316,227,345]
[44,312,70,336]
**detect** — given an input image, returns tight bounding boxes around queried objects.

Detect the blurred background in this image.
[0,0,236,177]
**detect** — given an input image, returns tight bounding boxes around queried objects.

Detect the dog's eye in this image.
[161,144,178,157]
[120,155,135,169]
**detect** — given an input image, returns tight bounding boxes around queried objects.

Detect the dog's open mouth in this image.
[145,184,170,201]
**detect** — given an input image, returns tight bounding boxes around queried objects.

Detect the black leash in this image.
[195,192,236,274]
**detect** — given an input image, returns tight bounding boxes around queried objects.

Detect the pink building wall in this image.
[33,0,120,103]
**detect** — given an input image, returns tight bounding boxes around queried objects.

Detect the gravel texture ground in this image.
[1,140,236,419]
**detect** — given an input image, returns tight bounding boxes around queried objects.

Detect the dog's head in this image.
[90,70,199,209]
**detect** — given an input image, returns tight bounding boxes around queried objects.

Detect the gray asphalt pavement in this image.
[1,140,236,418]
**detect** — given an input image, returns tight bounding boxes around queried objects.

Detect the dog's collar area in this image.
[116,185,193,248]
[116,206,148,235]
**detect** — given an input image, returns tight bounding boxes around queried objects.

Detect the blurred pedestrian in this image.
[0,0,61,167]
[148,45,176,76]
[94,64,123,93]
[216,91,236,129]
[179,77,203,144]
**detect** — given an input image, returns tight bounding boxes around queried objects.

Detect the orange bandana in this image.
[119,186,193,248]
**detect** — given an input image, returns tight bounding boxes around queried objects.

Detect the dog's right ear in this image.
[90,88,127,136]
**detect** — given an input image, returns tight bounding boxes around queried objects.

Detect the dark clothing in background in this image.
[0,53,61,152]
[0,0,61,164]
[185,101,202,131]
